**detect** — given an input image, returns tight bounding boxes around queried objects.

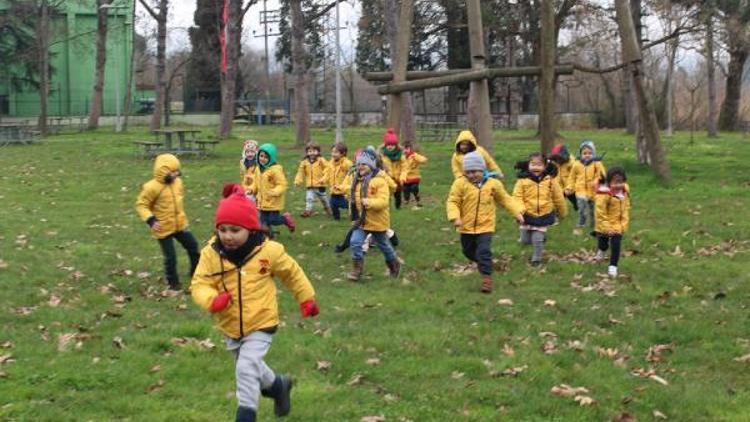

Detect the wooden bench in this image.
[741,121,750,137]
[133,140,164,158]
[195,139,219,157]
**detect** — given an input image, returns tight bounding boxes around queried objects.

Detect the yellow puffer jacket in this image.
[255,164,288,211]
[328,157,353,195]
[568,160,606,199]
[191,239,315,339]
[135,154,189,239]
[595,184,631,234]
[446,176,524,234]
[451,130,502,179]
[512,174,568,219]
[552,157,575,192]
[240,162,257,193]
[401,151,428,183]
[381,153,405,187]
[350,173,391,232]
[294,157,329,188]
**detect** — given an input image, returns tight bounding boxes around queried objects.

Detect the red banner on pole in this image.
[220,0,229,74]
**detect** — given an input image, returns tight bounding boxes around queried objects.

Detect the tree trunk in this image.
[664,37,677,136]
[150,0,168,131]
[443,0,469,123]
[539,0,556,154]
[347,65,359,126]
[88,0,110,130]
[506,35,520,130]
[615,0,671,182]
[705,12,717,137]
[122,0,137,132]
[718,44,748,131]
[218,0,242,138]
[37,0,50,136]
[290,0,310,146]
[624,0,641,135]
[465,0,493,152]
[384,0,416,146]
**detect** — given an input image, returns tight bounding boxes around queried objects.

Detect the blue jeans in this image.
[329,194,348,220]
[576,197,594,227]
[351,228,396,262]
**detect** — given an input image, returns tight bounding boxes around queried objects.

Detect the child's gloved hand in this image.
[300,299,320,318]
[209,292,232,313]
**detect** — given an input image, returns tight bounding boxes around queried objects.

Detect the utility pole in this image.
[334,0,342,142]
[255,1,280,125]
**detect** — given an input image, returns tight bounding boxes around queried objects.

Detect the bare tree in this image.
[717,7,750,131]
[164,53,191,127]
[122,0,138,132]
[88,0,114,130]
[290,0,311,145]
[539,0,556,154]
[384,0,416,145]
[704,8,717,137]
[138,0,168,131]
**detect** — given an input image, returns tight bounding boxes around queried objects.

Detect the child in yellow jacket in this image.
[401,144,428,207]
[294,142,331,217]
[346,148,401,281]
[512,152,567,266]
[254,143,295,237]
[327,142,352,221]
[240,140,259,200]
[594,167,631,278]
[191,184,319,421]
[451,130,503,179]
[548,143,578,211]
[380,128,406,209]
[567,140,606,233]
[447,152,524,293]
[135,154,200,291]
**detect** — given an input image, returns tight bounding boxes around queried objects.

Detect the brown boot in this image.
[386,259,401,278]
[300,210,313,218]
[347,259,363,281]
[480,275,492,293]
[323,205,333,217]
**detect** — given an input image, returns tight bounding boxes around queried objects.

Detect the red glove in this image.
[209,292,232,313]
[300,299,320,318]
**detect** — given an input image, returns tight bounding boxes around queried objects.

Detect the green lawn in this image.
[0,125,748,421]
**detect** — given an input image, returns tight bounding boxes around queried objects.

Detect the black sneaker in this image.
[263,375,293,417]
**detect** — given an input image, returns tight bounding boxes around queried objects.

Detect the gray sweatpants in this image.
[305,188,329,212]
[226,331,276,410]
[576,196,594,227]
[520,229,546,262]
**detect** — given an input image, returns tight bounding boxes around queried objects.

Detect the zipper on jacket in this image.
[170,185,178,232]
[237,267,244,337]
[473,184,482,231]
[536,181,540,215]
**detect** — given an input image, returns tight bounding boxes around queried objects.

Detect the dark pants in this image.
[393,189,402,209]
[460,233,493,276]
[565,193,578,211]
[403,182,420,203]
[157,230,200,287]
[597,234,623,266]
[329,194,348,220]
[260,210,286,238]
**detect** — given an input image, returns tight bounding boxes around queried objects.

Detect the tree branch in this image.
[242,0,259,18]
[310,0,346,21]
[137,0,158,20]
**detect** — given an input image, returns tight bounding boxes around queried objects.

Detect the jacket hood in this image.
[578,140,597,158]
[153,154,181,181]
[455,130,478,152]
[257,143,278,169]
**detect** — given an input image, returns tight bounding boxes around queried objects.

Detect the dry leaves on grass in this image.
[170,337,216,350]
[567,340,585,352]
[361,416,386,422]
[733,353,750,363]
[499,365,527,377]
[57,332,90,351]
[48,295,62,307]
[0,354,14,365]
[544,299,557,307]
[551,384,596,406]
[647,344,674,363]
[542,341,558,354]
[502,343,515,357]
[112,336,126,349]
[0,341,13,349]
[631,367,669,385]
[347,373,365,386]
[366,357,381,366]
[147,379,165,393]
[316,360,332,372]
[653,410,668,419]
[13,306,37,316]
[497,298,514,306]
[0,259,8,269]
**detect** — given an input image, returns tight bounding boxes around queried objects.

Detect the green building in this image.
[0,0,134,117]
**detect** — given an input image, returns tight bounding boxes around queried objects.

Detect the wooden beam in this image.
[376,65,574,95]
[386,0,414,135]
[539,0,556,154]
[466,0,492,153]
[365,65,574,82]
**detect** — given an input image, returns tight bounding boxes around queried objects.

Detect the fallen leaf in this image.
[366,357,381,366]
[733,353,750,363]
[0,341,13,349]
[360,416,386,422]
[544,299,557,307]
[653,410,667,419]
[501,365,527,377]
[57,333,77,351]
[301,230,311,236]
[574,395,596,406]
[567,340,585,352]
[612,412,637,422]
[316,360,332,372]
[669,245,684,257]
[48,295,62,307]
[112,336,126,349]
[649,374,669,386]
[543,341,558,354]
[0,259,8,269]
[595,347,620,359]
[647,344,674,363]
[497,298,514,306]
[150,365,162,373]
[137,271,151,279]
[551,384,589,397]
[0,354,14,365]
[502,343,515,357]
[347,373,364,386]
[147,379,165,393]
[70,271,84,281]
[13,306,37,316]
[451,371,465,379]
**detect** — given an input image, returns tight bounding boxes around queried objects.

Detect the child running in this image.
[548,143,578,211]
[568,140,606,234]
[451,129,503,179]
[512,152,567,266]
[400,144,428,207]
[447,152,524,293]
[380,128,406,209]
[328,142,353,221]
[191,184,319,421]
[240,140,259,200]
[135,153,200,291]
[254,143,296,237]
[294,142,331,217]
[594,167,631,277]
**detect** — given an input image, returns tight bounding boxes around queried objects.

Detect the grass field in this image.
[0,125,749,421]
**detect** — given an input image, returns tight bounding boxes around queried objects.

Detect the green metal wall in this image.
[0,0,134,117]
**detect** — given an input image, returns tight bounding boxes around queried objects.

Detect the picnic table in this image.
[134,128,217,158]
[152,128,202,150]
[0,122,36,146]
[417,121,457,143]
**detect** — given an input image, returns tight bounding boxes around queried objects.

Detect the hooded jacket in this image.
[135,154,189,239]
[595,183,631,234]
[294,156,329,188]
[349,170,391,232]
[328,157,354,195]
[451,130,502,179]
[512,166,568,223]
[191,238,315,339]
[401,150,428,183]
[446,176,524,234]
[568,141,606,198]
[550,145,575,192]
[380,146,406,187]
[254,144,288,211]
[240,161,257,193]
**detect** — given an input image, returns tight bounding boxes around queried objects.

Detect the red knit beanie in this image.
[383,128,398,146]
[215,184,260,230]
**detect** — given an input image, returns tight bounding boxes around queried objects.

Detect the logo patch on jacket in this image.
[368,187,378,195]
[259,258,270,275]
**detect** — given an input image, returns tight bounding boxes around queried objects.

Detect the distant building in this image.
[0,0,134,117]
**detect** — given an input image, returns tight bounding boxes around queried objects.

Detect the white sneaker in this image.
[608,265,618,278]
[362,234,372,253]
[595,250,605,261]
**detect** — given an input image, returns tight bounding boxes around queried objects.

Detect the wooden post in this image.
[386,0,414,135]
[615,0,671,182]
[539,0,556,154]
[365,65,574,83]
[466,0,493,152]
